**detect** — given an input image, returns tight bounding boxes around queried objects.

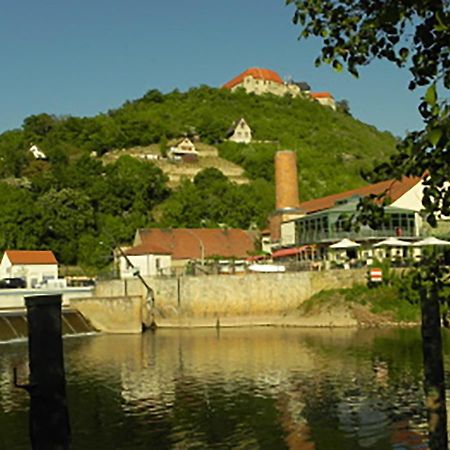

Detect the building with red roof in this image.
[223,67,305,97]
[309,92,336,110]
[0,250,58,288]
[272,176,430,267]
[124,228,256,276]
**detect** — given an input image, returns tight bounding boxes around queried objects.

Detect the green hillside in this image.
[0,86,397,270]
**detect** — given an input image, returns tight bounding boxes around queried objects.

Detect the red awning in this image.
[272,246,311,259]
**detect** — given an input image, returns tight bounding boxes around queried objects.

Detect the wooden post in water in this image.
[24,294,71,450]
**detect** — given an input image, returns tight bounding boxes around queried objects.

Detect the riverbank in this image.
[290,283,420,328]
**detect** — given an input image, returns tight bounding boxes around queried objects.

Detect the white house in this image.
[309,92,336,110]
[227,118,252,144]
[29,144,47,160]
[174,137,196,153]
[0,250,58,287]
[119,243,172,279]
[168,137,199,162]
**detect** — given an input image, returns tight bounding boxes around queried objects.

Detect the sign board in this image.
[369,268,383,283]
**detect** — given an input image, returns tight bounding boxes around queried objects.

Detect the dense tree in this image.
[159,168,274,229]
[0,183,39,249]
[35,188,96,264]
[23,113,56,142]
[0,130,28,178]
[336,99,351,116]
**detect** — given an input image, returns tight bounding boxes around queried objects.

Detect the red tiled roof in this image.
[125,242,171,256]
[4,250,58,265]
[137,228,256,260]
[223,68,284,89]
[298,177,422,214]
[310,92,334,99]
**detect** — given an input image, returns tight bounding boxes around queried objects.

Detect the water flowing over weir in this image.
[0,309,96,342]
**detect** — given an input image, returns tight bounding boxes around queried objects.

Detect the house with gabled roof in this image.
[132,228,257,274]
[168,137,199,162]
[226,118,252,144]
[309,92,336,110]
[0,250,58,288]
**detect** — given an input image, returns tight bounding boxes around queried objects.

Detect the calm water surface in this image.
[1,327,446,449]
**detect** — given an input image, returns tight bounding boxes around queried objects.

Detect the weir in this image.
[0,309,96,343]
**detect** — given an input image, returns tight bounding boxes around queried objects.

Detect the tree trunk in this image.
[420,285,448,449]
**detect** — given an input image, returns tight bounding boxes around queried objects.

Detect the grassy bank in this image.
[298,283,420,325]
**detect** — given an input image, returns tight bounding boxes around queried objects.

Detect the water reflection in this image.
[0,327,443,449]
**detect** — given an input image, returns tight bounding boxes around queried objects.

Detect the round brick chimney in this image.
[275,150,300,210]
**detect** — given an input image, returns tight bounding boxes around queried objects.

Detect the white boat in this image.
[248,264,286,273]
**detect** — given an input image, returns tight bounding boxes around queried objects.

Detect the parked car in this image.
[0,277,26,289]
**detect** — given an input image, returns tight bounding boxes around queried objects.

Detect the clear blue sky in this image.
[0,0,424,137]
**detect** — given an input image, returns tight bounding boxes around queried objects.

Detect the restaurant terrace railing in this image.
[297,227,418,245]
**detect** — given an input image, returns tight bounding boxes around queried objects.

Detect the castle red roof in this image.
[298,177,422,214]
[136,228,256,260]
[310,92,334,99]
[223,68,284,89]
[4,250,58,265]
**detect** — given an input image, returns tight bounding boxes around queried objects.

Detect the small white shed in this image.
[0,250,58,288]
[119,243,172,278]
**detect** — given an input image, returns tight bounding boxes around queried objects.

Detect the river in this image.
[0,327,442,449]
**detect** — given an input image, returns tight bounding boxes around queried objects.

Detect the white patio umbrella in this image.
[412,236,450,246]
[329,238,361,249]
[373,237,411,247]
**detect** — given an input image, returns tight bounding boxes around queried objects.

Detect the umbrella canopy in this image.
[329,238,361,249]
[412,236,450,246]
[374,237,411,247]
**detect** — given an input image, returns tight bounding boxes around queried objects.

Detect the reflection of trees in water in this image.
[286,359,427,450]
[168,376,287,449]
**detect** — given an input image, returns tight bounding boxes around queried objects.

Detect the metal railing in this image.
[297,228,417,245]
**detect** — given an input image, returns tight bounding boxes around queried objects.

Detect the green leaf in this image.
[399,47,409,60]
[427,128,442,146]
[332,60,343,72]
[424,84,437,106]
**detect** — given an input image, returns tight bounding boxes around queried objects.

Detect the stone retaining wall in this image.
[90,269,367,329]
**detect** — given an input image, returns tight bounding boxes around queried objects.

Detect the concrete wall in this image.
[93,269,366,328]
[70,295,143,334]
[0,287,93,310]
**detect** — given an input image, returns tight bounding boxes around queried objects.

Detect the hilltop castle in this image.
[223,67,336,110]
